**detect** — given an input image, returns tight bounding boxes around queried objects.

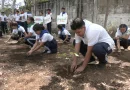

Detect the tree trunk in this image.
[12,0,16,14]
[104,0,110,29]
[93,0,98,23]
[2,0,5,10]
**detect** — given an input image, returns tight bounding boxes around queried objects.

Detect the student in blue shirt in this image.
[57,24,71,43]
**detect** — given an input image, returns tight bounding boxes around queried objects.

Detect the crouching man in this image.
[27,24,57,56]
[70,18,115,73]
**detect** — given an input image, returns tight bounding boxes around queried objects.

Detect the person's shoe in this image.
[117,49,121,52]
[47,50,51,54]
[124,49,128,51]
[88,59,97,64]
[43,50,48,53]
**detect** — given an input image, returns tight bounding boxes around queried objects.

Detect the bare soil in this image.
[0,37,130,90]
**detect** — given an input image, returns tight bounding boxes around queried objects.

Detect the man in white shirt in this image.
[27,24,57,55]
[114,24,130,52]
[70,18,115,73]
[60,7,68,28]
[57,24,71,43]
[24,17,36,47]
[15,10,21,25]
[0,11,7,35]
[46,9,52,34]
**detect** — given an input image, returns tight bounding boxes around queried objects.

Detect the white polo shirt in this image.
[15,14,20,21]
[75,20,115,49]
[0,14,7,21]
[12,29,18,35]
[27,24,36,36]
[36,33,53,43]
[18,26,25,33]
[58,29,71,36]
[20,14,26,22]
[115,28,130,39]
[60,12,68,17]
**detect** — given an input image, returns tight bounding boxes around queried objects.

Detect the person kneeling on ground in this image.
[27,24,57,56]
[70,18,115,73]
[114,24,130,52]
[57,24,71,43]
[24,17,36,47]
[6,22,27,42]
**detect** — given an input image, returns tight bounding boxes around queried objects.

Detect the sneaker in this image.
[124,49,128,51]
[47,50,51,54]
[43,50,48,53]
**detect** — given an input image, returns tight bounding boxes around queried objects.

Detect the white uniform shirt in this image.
[18,26,25,33]
[20,14,26,22]
[8,14,14,21]
[60,12,68,17]
[75,20,115,49]
[115,28,130,39]
[12,29,18,34]
[36,33,53,42]
[27,24,36,36]
[0,14,7,21]
[15,14,20,21]
[24,12,33,21]
[58,29,71,35]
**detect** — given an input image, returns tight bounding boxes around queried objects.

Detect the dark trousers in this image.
[20,22,25,28]
[16,21,21,26]
[1,21,7,34]
[45,39,57,53]
[47,22,51,34]
[24,21,28,33]
[114,38,129,49]
[25,36,36,47]
[73,40,112,64]
[59,35,71,42]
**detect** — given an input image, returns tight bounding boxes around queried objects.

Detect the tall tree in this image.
[104,0,110,29]
[2,0,5,9]
[11,0,16,13]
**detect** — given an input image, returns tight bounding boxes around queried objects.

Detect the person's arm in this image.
[63,35,68,43]
[25,33,33,38]
[31,42,44,53]
[121,35,130,39]
[71,42,81,72]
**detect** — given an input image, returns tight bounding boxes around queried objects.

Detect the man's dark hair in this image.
[57,25,63,30]
[16,10,19,13]
[70,18,85,30]
[33,24,45,32]
[11,22,18,27]
[28,17,34,22]
[62,7,65,10]
[119,24,128,30]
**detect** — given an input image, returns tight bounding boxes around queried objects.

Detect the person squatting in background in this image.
[57,24,71,43]
[6,22,27,42]
[24,17,36,47]
[27,24,57,55]
[114,24,130,52]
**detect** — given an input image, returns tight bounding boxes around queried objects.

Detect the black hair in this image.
[28,17,34,22]
[62,7,65,10]
[11,22,18,27]
[47,9,51,11]
[33,24,45,32]
[119,24,128,30]
[57,25,63,30]
[70,18,85,30]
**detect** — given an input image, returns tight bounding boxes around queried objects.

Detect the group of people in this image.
[1,7,130,73]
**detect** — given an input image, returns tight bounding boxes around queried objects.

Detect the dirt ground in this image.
[0,36,130,90]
